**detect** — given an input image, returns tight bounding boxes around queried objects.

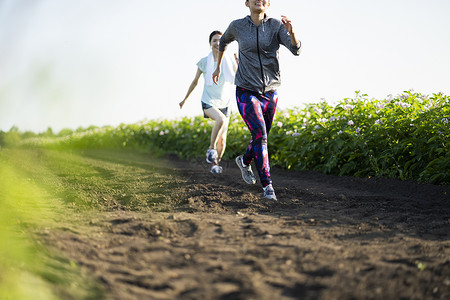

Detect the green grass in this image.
[0,149,105,300]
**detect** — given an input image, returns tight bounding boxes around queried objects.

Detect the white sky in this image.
[1,0,449,132]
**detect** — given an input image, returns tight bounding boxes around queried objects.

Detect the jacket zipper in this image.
[256,25,266,93]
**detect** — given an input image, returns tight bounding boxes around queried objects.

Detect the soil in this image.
[32,149,450,299]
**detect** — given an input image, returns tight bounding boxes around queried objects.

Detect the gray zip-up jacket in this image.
[219,15,301,94]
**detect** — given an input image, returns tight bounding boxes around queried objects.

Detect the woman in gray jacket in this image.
[212,0,301,201]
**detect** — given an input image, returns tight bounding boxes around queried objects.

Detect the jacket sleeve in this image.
[219,21,237,52]
[278,22,301,56]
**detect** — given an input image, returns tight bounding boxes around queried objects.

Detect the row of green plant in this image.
[0,126,95,148]
[14,91,450,185]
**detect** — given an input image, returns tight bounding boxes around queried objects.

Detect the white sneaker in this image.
[211,165,223,174]
[206,149,218,164]
[263,184,277,201]
[235,156,256,184]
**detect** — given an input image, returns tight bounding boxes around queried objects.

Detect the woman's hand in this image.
[281,15,299,47]
[212,68,221,85]
[281,15,294,34]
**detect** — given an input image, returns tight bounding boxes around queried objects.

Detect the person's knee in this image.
[251,135,267,147]
[261,136,267,145]
[216,116,226,128]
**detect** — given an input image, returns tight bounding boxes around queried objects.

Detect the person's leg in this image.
[215,117,229,162]
[204,107,227,153]
[257,90,278,188]
[236,89,272,187]
[261,90,278,137]
[236,89,260,165]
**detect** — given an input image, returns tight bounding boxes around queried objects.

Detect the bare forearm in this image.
[281,15,300,47]
[212,50,225,85]
[216,51,224,70]
[183,81,198,101]
[290,31,299,47]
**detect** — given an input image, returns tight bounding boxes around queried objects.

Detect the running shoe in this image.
[235,155,256,184]
[206,149,218,164]
[210,165,223,174]
[263,184,277,201]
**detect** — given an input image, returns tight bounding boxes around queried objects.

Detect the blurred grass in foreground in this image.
[0,153,56,299]
[0,149,104,300]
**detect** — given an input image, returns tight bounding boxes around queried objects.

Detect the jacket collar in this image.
[245,14,269,26]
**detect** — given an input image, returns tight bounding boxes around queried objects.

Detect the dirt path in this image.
[25,149,450,299]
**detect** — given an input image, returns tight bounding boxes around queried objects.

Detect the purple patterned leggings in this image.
[236,87,278,187]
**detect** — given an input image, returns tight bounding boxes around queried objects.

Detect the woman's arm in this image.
[180,68,202,109]
[214,22,237,84]
[212,50,225,85]
[281,15,299,46]
[280,15,301,56]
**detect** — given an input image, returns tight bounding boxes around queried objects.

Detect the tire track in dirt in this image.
[32,149,450,299]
